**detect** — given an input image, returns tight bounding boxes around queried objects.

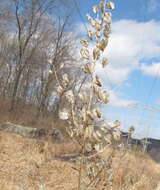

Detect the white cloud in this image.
[141,62,160,77]
[109,90,137,107]
[104,20,160,83]
[77,19,160,84]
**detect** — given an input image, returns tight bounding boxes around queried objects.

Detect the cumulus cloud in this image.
[77,19,160,84]
[104,20,160,83]
[108,90,137,107]
[141,62,160,77]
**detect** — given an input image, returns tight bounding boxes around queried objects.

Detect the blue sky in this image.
[74,0,160,139]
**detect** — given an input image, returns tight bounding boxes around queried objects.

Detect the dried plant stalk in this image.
[51,1,125,189]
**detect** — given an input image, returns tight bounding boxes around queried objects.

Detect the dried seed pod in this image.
[86,111,94,121]
[112,120,121,128]
[92,130,102,143]
[107,1,115,10]
[82,63,95,74]
[87,30,94,40]
[86,14,96,27]
[94,75,102,87]
[94,143,101,152]
[57,85,64,94]
[103,12,112,24]
[95,130,102,138]
[113,130,121,141]
[77,124,84,136]
[48,59,52,65]
[62,74,69,87]
[59,108,69,120]
[78,92,89,103]
[98,90,109,103]
[92,5,99,14]
[91,19,96,27]
[96,38,108,51]
[84,125,94,139]
[92,108,102,118]
[80,38,89,47]
[94,19,102,31]
[93,85,99,94]
[104,25,111,37]
[104,134,112,144]
[80,49,90,59]
[59,63,64,69]
[99,1,106,13]
[86,14,92,22]
[100,125,109,133]
[65,90,74,104]
[81,106,87,121]
[66,127,74,137]
[102,57,109,68]
[95,31,101,38]
[93,48,100,60]
[49,70,53,74]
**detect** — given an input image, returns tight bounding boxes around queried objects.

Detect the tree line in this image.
[0,0,81,117]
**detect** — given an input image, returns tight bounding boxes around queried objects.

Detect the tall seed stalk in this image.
[49,1,123,189]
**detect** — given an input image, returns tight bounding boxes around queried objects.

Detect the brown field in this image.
[0,130,160,190]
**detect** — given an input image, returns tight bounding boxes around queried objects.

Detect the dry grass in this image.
[0,130,160,190]
[0,98,69,137]
[0,98,160,189]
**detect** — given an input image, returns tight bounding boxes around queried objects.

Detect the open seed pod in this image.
[84,125,94,139]
[92,5,99,14]
[112,120,121,128]
[78,91,90,104]
[102,57,109,68]
[65,90,74,104]
[98,90,109,103]
[104,12,112,24]
[92,130,102,143]
[80,38,89,48]
[92,108,102,118]
[99,0,106,14]
[104,134,112,144]
[66,127,74,138]
[107,1,115,10]
[86,110,95,121]
[87,30,94,40]
[96,38,108,51]
[95,31,101,38]
[80,48,90,60]
[62,73,69,87]
[59,108,70,120]
[93,48,100,60]
[113,130,122,141]
[103,24,111,37]
[48,59,52,65]
[49,70,53,74]
[94,19,102,31]
[82,63,95,74]
[94,75,102,87]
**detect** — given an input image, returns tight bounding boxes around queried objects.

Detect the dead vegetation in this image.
[0,131,160,190]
